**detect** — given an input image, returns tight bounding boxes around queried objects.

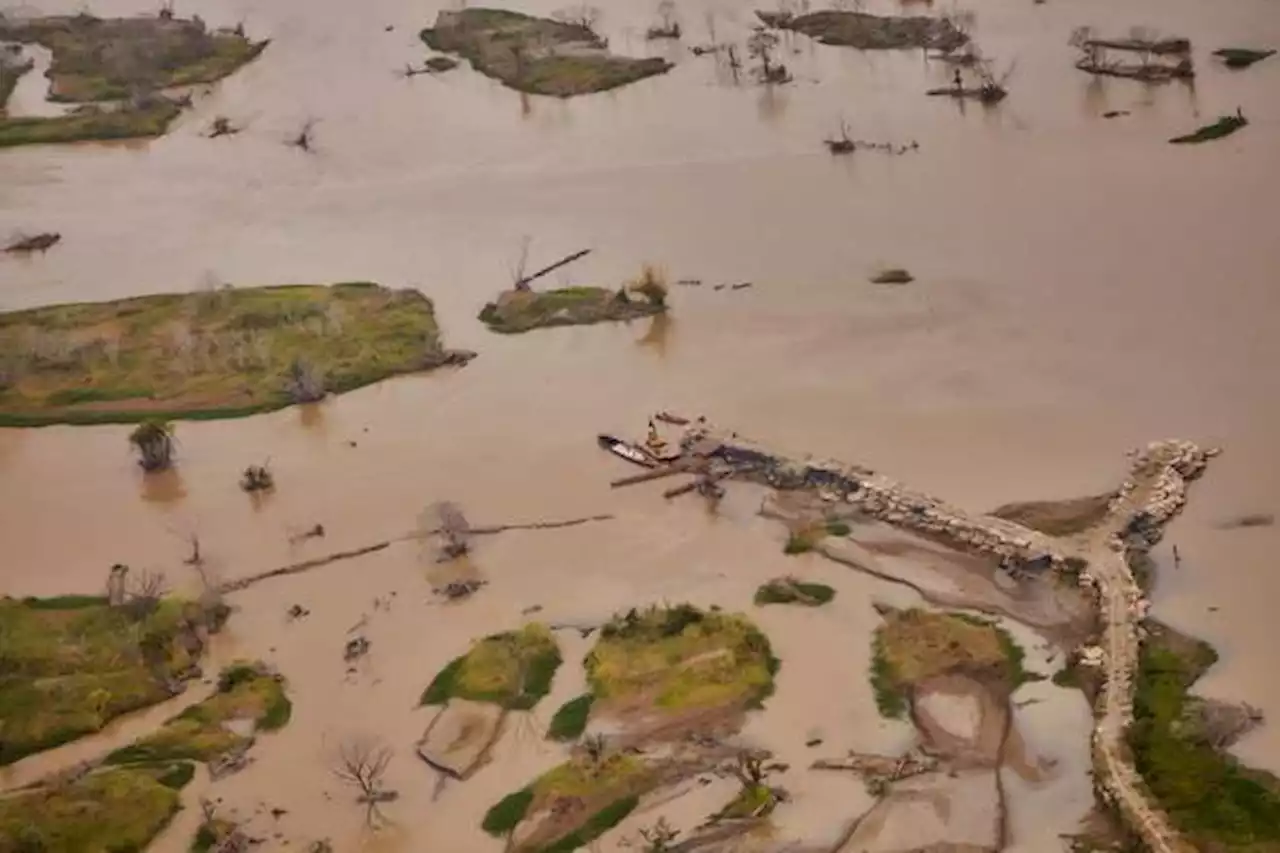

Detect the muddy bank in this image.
[758,10,968,53]
[420,8,671,98]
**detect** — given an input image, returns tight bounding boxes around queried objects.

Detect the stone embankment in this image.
[681,425,1217,853]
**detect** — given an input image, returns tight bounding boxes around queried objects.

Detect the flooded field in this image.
[3,0,1280,849]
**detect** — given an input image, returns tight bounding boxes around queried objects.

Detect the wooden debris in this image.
[5,232,60,253]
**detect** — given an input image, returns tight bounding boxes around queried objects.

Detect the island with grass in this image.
[0,592,227,767]
[478,265,669,334]
[0,11,267,148]
[482,604,781,852]
[420,8,672,97]
[0,282,475,426]
[417,624,563,779]
[756,9,968,52]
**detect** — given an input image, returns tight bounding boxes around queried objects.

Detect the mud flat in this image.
[0,283,474,426]
[756,10,968,53]
[420,8,672,97]
[0,12,266,147]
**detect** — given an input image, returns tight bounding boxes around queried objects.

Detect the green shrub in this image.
[547,694,594,741]
[482,787,534,837]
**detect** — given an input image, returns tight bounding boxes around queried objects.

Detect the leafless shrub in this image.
[290,118,318,152]
[285,356,326,403]
[125,569,168,619]
[129,420,176,471]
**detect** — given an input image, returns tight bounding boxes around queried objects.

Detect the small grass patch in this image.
[0,283,464,425]
[104,661,288,766]
[989,492,1115,537]
[479,284,664,334]
[1129,623,1280,848]
[783,529,816,554]
[826,519,852,537]
[421,8,671,97]
[483,787,535,837]
[0,766,180,852]
[585,604,777,712]
[0,595,216,766]
[754,577,836,607]
[547,693,595,741]
[420,624,562,710]
[869,607,1029,719]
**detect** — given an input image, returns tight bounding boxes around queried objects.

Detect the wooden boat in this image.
[597,434,658,468]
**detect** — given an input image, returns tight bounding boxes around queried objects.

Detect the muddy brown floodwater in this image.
[2,0,1280,849]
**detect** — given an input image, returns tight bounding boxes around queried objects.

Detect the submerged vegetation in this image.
[1169,111,1249,144]
[1130,624,1280,848]
[479,266,669,334]
[754,576,836,606]
[420,623,562,710]
[0,12,266,147]
[420,8,671,97]
[869,606,1029,719]
[0,283,472,425]
[0,594,221,766]
[105,661,291,766]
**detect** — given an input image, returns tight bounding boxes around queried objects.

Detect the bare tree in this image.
[747,27,788,82]
[333,736,398,825]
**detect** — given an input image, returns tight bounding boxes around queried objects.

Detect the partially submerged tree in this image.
[129,420,175,471]
[333,736,398,825]
[240,461,275,492]
[747,27,789,83]
[207,116,240,138]
[628,264,669,307]
[647,0,681,40]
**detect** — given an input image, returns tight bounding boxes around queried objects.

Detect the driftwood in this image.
[218,514,614,594]
[516,248,592,289]
[612,458,704,488]
[5,233,60,253]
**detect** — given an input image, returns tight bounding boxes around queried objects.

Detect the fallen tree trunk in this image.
[516,248,592,289]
